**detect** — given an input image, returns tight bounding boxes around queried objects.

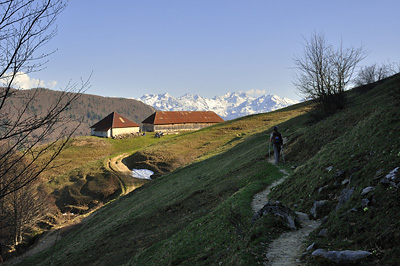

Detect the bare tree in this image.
[293,33,366,115]
[7,177,52,246]
[0,0,90,199]
[0,0,89,253]
[354,62,400,86]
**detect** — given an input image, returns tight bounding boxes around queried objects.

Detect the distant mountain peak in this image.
[137,92,299,120]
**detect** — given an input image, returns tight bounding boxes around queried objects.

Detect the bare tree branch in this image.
[293,32,366,115]
[354,62,400,86]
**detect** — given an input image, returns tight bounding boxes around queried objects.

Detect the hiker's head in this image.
[273,126,278,132]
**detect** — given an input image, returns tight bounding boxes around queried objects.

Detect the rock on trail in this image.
[251,157,289,213]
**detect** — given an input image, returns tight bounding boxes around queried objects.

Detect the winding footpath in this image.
[252,159,321,265]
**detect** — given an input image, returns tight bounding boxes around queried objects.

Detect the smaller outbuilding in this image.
[142,111,224,132]
[90,112,140,138]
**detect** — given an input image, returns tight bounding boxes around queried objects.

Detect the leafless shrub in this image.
[293,33,366,116]
[354,62,400,86]
[0,0,90,254]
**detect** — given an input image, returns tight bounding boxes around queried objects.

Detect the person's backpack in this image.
[272,132,282,145]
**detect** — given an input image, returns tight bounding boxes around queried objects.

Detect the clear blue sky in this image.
[28,0,400,100]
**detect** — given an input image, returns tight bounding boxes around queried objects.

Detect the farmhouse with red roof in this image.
[90,112,140,138]
[142,111,224,132]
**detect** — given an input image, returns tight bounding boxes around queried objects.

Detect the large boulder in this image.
[252,201,297,230]
[336,188,354,211]
[312,249,371,264]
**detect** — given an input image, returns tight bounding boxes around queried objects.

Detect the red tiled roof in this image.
[142,111,224,125]
[90,112,140,131]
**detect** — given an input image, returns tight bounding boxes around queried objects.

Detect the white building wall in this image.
[91,128,111,138]
[111,127,140,137]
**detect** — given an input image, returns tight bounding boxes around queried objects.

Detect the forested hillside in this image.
[5,88,156,140]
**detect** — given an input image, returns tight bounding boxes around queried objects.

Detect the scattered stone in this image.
[336,188,354,211]
[111,132,142,139]
[310,200,329,219]
[318,228,328,237]
[306,242,316,252]
[318,185,329,194]
[312,249,371,264]
[385,167,399,181]
[374,169,384,180]
[381,167,399,183]
[252,201,297,230]
[361,186,375,195]
[321,216,329,224]
[335,170,346,179]
[326,166,333,172]
[295,211,309,222]
[380,167,400,188]
[341,178,351,185]
[361,199,370,208]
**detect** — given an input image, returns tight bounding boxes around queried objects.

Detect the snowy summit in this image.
[137,92,299,120]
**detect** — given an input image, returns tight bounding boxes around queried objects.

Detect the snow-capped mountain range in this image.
[137,92,299,120]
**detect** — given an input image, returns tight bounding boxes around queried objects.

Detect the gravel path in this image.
[108,153,132,176]
[252,160,321,265]
[251,168,289,213]
[264,217,321,265]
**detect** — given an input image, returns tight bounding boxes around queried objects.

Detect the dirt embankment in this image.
[122,151,175,178]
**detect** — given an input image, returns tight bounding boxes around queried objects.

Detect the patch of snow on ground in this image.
[131,169,153,180]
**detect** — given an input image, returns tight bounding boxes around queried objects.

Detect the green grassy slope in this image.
[123,104,311,177]
[18,103,308,266]
[270,74,400,264]
[16,74,400,265]
[43,102,307,217]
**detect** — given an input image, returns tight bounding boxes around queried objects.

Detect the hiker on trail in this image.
[270,126,283,165]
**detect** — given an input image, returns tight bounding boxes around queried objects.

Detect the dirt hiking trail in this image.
[252,158,321,265]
